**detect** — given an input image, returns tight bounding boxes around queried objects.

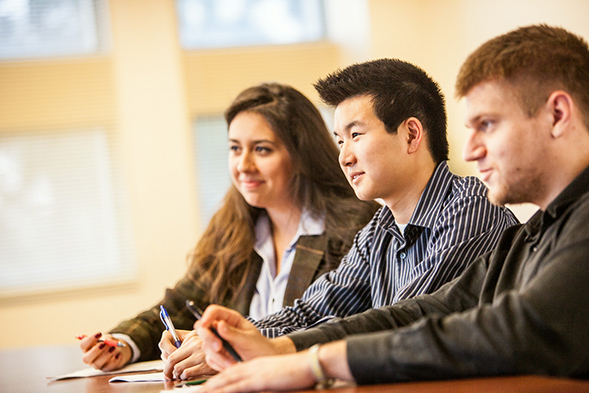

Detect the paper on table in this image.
[109,371,165,383]
[47,359,164,381]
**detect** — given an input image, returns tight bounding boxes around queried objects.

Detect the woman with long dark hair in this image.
[79,83,379,376]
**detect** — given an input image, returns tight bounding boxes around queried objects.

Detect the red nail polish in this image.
[98,343,106,349]
[94,332,102,339]
[115,353,120,359]
[108,346,115,353]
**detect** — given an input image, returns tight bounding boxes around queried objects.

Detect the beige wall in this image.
[1,0,588,348]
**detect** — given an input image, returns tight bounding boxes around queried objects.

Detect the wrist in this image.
[272,336,297,355]
[308,344,334,388]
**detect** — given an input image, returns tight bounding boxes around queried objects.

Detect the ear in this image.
[547,91,573,138]
[404,117,424,154]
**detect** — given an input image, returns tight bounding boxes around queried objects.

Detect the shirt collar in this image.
[525,164,589,237]
[254,208,325,251]
[546,164,589,218]
[375,162,455,232]
[408,161,456,229]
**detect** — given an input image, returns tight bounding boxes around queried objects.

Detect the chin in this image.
[488,187,517,207]
[353,191,371,202]
[243,198,264,209]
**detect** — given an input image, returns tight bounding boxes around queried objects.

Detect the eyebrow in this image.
[465,112,495,128]
[228,138,277,145]
[333,120,364,138]
[463,116,479,128]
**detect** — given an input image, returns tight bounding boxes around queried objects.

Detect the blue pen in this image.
[159,305,182,348]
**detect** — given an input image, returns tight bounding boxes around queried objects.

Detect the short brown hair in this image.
[456,24,589,128]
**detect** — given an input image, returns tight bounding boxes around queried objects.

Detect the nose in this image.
[338,140,356,168]
[237,150,256,172]
[462,131,486,163]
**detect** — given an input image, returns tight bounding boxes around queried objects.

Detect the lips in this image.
[349,171,364,184]
[240,178,264,189]
[478,167,492,182]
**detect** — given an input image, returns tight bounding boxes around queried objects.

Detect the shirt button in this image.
[399,252,406,259]
[532,246,538,252]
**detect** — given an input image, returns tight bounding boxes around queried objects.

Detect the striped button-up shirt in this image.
[253,162,519,337]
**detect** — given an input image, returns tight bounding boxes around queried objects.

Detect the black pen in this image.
[185,299,243,362]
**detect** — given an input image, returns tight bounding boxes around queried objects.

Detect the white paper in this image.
[109,371,165,382]
[47,359,164,381]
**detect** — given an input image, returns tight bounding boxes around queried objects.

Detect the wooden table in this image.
[1,344,588,393]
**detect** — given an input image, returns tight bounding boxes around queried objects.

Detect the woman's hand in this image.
[79,332,132,371]
[160,329,217,380]
[159,329,191,361]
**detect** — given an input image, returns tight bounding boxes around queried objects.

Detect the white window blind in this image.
[176,0,325,49]
[0,0,134,298]
[0,0,108,60]
[0,129,135,297]
[193,116,231,228]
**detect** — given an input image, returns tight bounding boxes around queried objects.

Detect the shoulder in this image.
[448,173,490,199]
[416,162,498,222]
[554,191,589,244]
[351,206,390,249]
[444,174,504,215]
[434,173,519,229]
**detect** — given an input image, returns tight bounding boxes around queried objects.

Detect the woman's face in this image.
[228,111,296,211]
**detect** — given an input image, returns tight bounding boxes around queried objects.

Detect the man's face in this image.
[333,95,410,208]
[462,80,551,208]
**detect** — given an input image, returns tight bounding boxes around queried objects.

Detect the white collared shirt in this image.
[248,209,325,321]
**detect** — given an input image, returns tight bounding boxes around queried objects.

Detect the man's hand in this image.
[195,305,296,371]
[199,351,315,392]
[199,340,352,392]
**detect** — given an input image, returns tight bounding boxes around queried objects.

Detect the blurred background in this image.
[1,0,587,349]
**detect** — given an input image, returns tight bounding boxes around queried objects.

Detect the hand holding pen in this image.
[78,332,132,371]
[76,334,126,347]
[186,300,242,362]
[160,305,182,348]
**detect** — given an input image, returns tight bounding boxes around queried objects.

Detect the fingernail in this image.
[99,343,106,349]
[109,346,115,353]
[94,332,102,339]
[115,353,120,359]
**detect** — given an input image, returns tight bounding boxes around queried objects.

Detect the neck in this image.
[267,207,301,238]
[537,158,589,211]
[535,130,589,210]
[266,205,302,274]
[385,161,436,225]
